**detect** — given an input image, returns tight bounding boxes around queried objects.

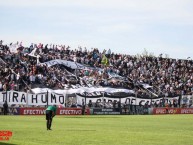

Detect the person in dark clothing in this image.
[118,101,121,112]
[113,100,117,109]
[46,105,57,130]
[82,99,85,115]
[3,100,8,115]
[88,100,93,108]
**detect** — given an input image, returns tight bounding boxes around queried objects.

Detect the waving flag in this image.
[28,48,38,57]
[9,43,19,53]
[101,54,108,66]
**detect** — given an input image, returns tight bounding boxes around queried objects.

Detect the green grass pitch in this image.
[0,115,193,145]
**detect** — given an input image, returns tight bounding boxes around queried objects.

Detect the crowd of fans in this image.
[0,40,192,100]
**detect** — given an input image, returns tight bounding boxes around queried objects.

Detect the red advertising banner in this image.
[58,108,90,115]
[180,108,193,114]
[19,108,46,115]
[19,108,90,115]
[153,108,193,115]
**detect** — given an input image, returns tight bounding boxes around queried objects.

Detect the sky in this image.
[0,0,193,59]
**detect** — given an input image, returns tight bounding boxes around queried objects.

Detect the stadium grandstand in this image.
[0,40,192,110]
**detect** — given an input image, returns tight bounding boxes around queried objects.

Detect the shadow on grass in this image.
[0,143,17,145]
[64,116,121,119]
[66,129,96,131]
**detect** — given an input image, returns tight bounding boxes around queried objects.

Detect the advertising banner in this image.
[92,108,121,115]
[0,91,65,106]
[19,108,46,115]
[153,108,193,115]
[18,108,90,115]
[58,108,90,115]
[0,107,20,115]
[121,105,149,115]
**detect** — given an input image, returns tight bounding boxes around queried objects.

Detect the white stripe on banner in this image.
[31,87,135,94]
[40,59,85,69]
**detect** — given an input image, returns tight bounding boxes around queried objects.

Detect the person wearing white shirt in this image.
[0,81,3,91]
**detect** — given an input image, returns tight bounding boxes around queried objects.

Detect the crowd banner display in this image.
[0,90,181,107]
[0,91,27,105]
[152,108,193,115]
[47,93,66,105]
[40,59,85,69]
[0,91,66,106]
[76,95,121,105]
[27,93,48,106]
[31,87,135,95]
[41,59,124,76]
[77,95,180,106]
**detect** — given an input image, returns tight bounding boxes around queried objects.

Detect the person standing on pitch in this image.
[3,100,8,115]
[46,105,57,130]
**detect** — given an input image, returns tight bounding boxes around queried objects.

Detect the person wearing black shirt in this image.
[3,100,8,115]
[82,99,85,115]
